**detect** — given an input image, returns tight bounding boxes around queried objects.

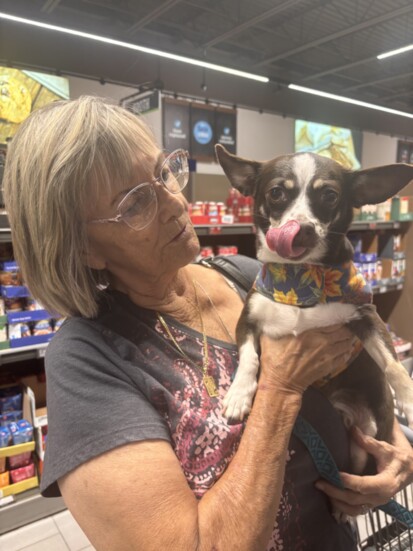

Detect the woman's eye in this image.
[161,166,171,181]
[321,189,339,205]
[268,186,287,203]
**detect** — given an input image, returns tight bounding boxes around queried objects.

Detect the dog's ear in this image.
[349,164,413,207]
[215,144,261,196]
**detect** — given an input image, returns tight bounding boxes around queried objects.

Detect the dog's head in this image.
[216,144,413,265]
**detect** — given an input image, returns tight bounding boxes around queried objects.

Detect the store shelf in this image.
[349,220,406,231]
[372,281,404,294]
[0,342,48,365]
[0,214,408,242]
[194,223,255,236]
[0,486,66,535]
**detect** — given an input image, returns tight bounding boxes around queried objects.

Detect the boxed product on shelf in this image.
[391,196,413,221]
[20,375,48,474]
[376,199,392,221]
[379,233,406,259]
[8,319,54,349]
[360,204,377,221]
[349,233,378,262]
[0,384,39,497]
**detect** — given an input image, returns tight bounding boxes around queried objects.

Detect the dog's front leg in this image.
[223,305,260,424]
[347,304,413,428]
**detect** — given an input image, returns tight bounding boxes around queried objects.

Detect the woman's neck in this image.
[109,263,200,325]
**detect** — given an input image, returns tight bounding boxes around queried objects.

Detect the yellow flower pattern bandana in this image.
[254,262,372,307]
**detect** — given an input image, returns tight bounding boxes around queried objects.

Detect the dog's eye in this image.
[268,186,287,204]
[321,189,339,205]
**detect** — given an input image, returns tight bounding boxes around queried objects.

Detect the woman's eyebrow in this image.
[110,152,164,207]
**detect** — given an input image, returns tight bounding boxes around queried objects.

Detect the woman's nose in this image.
[154,181,186,222]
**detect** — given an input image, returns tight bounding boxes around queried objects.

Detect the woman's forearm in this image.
[197,384,302,551]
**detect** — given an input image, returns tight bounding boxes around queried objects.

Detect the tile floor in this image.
[0,509,95,551]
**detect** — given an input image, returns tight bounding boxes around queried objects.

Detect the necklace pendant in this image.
[203,374,219,397]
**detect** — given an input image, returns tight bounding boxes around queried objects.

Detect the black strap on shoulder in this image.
[199,255,260,293]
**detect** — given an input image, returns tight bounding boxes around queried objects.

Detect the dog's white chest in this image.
[248,292,358,338]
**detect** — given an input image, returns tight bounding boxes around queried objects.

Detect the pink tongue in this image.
[266,220,307,259]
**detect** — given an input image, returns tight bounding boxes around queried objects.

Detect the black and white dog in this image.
[216,144,413,475]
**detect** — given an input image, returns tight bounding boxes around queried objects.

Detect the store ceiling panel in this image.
[0,0,412,135]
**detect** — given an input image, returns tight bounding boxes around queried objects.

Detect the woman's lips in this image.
[169,224,186,242]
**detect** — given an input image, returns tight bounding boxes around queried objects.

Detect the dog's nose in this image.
[294,223,318,248]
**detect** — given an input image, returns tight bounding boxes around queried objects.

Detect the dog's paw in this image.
[223,379,257,424]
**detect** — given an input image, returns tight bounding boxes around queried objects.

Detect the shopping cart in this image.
[356,358,413,550]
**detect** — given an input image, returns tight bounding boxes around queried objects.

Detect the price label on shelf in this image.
[208,226,222,235]
[37,347,47,359]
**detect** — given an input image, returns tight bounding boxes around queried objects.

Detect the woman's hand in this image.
[315,420,413,517]
[259,325,355,395]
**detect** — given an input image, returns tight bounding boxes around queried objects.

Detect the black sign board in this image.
[163,98,190,152]
[215,108,236,153]
[190,104,216,161]
[121,90,159,115]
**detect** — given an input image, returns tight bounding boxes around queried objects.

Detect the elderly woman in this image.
[3,96,413,551]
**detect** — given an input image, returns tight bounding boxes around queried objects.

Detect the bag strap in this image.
[199,255,259,293]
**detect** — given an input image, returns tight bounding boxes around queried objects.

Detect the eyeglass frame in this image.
[88,148,189,231]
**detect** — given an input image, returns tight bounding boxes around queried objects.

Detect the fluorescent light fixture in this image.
[288,84,413,119]
[377,44,413,60]
[0,12,269,83]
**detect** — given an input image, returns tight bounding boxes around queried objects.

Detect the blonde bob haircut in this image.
[3,95,158,319]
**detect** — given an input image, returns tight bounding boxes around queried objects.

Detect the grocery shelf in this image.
[0,215,408,243]
[0,342,48,365]
[194,220,406,236]
[194,223,255,236]
[349,220,406,231]
[372,281,404,294]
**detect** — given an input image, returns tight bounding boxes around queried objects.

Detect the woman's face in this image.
[85,148,200,290]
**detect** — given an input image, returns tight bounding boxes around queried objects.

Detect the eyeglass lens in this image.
[160,150,189,194]
[118,150,189,230]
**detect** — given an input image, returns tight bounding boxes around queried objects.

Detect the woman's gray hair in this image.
[3,95,158,318]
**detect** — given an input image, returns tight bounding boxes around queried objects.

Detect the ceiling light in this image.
[288,84,413,119]
[0,12,269,83]
[377,44,413,60]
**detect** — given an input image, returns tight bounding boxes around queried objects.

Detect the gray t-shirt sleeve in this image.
[40,318,171,497]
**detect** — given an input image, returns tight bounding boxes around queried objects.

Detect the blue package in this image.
[0,387,22,413]
[0,410,23,427]
[0,426,11,448]
[8,419,33,445]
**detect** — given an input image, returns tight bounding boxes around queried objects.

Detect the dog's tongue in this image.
[266,220,307,259]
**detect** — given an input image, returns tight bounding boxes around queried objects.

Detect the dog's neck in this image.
[319,234,354,266]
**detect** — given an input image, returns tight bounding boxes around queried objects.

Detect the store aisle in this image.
[0,509,95,551]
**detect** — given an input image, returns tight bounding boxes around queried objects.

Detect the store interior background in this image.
[1,1,412,389]
[0,0,413,540]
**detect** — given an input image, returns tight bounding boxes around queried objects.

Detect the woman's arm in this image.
[315,418,413,516]
[59,325,353,551]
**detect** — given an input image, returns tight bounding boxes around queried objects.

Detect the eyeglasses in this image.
[88,149,189,231]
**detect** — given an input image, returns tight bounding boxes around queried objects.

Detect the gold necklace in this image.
[193,280,235,344]
[157,281,220,397]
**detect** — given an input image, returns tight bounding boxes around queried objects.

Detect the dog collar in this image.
[254,262,372,307]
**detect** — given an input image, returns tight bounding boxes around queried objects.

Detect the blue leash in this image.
[293,415,413,528]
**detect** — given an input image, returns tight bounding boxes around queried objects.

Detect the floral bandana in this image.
[254,262,372,307]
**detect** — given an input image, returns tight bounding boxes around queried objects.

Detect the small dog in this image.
[216,143,413,476]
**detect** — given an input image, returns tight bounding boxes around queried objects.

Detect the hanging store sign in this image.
[163,97,190,152]
[215,107,236,153]
[121,90,160,115]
